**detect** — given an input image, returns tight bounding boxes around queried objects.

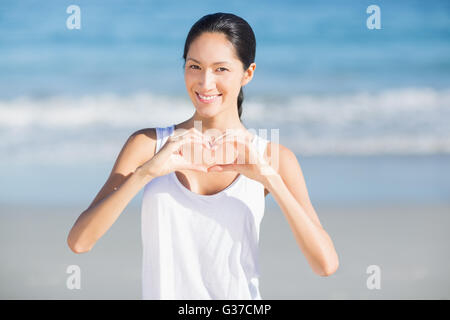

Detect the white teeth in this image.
[198,93,219,100]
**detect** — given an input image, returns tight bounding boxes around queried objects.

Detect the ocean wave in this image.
[0,87,449,163]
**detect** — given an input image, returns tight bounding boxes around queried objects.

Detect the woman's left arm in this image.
[263,143,339,277]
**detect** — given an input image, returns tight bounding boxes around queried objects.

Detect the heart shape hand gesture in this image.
[178,131,240,167]
[138,127,278,185]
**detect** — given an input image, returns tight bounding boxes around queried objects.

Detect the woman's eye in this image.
[188,65,227,72]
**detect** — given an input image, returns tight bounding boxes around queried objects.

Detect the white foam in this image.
[0,87,449,164]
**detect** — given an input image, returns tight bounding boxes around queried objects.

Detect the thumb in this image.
[185,163,208,173]
[207,165,223,172]
[208,164,237,172]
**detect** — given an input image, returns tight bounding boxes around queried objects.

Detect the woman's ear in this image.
[241,62,256,87]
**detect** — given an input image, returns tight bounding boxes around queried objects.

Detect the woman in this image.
[67,12,339,299]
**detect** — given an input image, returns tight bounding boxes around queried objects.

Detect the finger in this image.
[172,127,205,142]
[207,165,223,172]
[185,164,208,173]
[187,129,214,148]
[182,135,209,147]
[221,129,251,140]
[211,131,233,143]
[209,164,238,172]
[169,137,203,155]
[171,129,190,140]
[209,129,235,141]
[219,133,251,145]
[173,134,206,148]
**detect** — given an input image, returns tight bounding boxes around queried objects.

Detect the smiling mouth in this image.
[196,92,222,103]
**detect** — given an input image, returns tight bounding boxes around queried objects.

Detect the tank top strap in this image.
[155,125,175,154]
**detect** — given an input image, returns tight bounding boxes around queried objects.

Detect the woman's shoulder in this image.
[131,127,157,141]
[125,128,158,164]
[263,141,296,175]
[128,124,183,158]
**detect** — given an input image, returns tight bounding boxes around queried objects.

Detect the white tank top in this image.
[141,124,269,299]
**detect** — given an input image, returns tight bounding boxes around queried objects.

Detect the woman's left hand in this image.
[207,129,279,186]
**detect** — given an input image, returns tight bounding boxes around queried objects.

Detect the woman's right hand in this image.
[137,127,210,179]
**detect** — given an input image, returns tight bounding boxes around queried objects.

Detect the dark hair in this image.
[182,12,256,120]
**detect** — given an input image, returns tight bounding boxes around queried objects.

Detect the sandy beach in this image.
[1,202,448,299]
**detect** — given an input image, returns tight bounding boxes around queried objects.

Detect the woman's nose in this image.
[199,70,216,90]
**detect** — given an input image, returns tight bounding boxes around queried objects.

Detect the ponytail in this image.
[237,86,244,119]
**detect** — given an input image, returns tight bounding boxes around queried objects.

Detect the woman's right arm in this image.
[67,129,157,254]
[67,127,208,254]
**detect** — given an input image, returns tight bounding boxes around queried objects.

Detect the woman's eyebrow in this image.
[187,58,230,65]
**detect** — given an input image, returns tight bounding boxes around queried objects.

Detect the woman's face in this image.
[184,32,255,118]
